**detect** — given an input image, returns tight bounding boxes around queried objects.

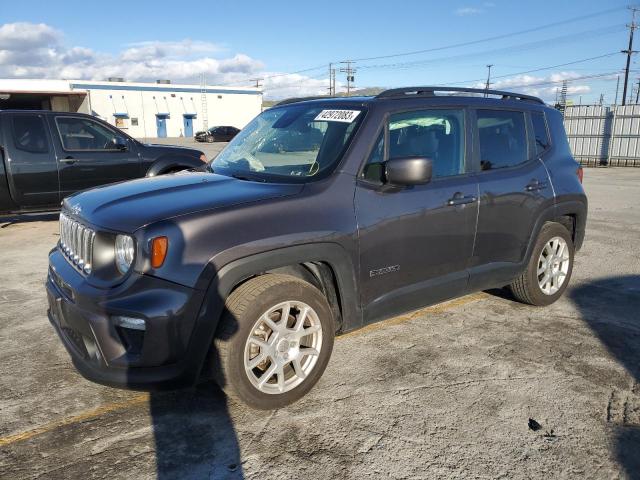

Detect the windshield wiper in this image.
[229,172,266,182]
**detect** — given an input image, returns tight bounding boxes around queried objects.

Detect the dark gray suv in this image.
[46,87,587,409]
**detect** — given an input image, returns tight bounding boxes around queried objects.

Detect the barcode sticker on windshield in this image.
[314,110,361,123]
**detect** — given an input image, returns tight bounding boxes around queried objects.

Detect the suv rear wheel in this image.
[509,222,574,306]
[213,274,334,409]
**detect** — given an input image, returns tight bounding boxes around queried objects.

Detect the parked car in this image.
[0,110,208,215]
[195,125,240,143]
[46,87,587,410]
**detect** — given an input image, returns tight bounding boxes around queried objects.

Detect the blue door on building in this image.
[183,115,194,137]
[156,115,168,138]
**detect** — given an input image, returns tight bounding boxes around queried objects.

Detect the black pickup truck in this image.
[0,110,207,215]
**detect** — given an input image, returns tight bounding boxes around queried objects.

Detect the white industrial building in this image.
[0,78,262,138]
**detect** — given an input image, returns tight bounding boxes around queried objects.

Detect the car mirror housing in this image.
[113,137,128,151]
[385,156,433,186]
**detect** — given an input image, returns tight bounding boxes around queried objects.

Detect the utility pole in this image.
[327,63,336,96]
[599,93,604,106]
[339,61,356,96]
[615,74,620,105]
[636,78,640,103]
[621,6,639,106]
[484,64,493,96]
[250,78,263,89]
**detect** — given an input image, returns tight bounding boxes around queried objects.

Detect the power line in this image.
[357,24,624,71]
[215,6,628,88]
[349,5,627,62]
[439,52,619,87]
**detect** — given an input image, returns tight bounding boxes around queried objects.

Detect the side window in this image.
[56,117,119,151]
[12,115,49,154]
[476,109,527,170]
[362,109,466,182]
[531,111,550,155]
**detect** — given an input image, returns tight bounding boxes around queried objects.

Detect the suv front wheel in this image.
[213,274,335,409]
[509,222,575,306]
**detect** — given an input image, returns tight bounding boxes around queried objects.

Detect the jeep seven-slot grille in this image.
[59,213,95,274]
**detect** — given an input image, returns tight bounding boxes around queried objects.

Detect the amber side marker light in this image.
[151,236,168,268]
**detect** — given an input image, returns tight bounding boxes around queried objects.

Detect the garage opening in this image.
[0,92,89,113]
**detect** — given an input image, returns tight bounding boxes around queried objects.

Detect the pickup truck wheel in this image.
[213,274,334,410]
[509,222,574,306]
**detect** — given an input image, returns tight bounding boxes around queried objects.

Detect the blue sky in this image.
[0,0,634,101]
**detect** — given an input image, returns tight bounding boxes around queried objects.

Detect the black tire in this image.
[213,274,335,410]
[509,222,574,306]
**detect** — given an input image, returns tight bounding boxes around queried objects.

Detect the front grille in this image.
[59,213,95,274]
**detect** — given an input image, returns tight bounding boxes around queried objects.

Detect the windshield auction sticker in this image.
[314,109,361,123]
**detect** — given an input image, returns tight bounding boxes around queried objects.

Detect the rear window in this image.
[12,115,49,154]
[477,110,528,170]
[531,111,551,155]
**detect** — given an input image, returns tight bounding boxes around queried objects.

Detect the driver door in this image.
[355,108,478,323]
[48,115,140,197]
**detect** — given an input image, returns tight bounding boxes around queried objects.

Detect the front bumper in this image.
[46,248,211,390]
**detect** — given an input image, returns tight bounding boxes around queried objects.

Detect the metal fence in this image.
[563,105,640,167]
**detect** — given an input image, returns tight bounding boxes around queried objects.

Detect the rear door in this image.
[468,108,555,290]
[355,107,479,322]
[49,115,141,197]
[2,112,59,208]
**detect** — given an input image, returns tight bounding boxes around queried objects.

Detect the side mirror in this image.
[112,137,128,151]
[385,156,433,186]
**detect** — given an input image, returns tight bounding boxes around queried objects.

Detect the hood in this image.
[63,172,303,232]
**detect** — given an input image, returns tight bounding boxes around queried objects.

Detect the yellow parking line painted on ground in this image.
[339,292,488,339]
[0,292,488,448]
[0,393,149,448]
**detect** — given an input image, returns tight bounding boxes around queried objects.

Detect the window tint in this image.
[477,110,528,170]
[531,111,550,155]
[13,115,49,153]
[56,117,120,151]
[362,109,465,182]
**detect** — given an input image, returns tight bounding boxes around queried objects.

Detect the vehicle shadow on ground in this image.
[569,275,640,480]
[0,212,58,228]
[149,382,244,479]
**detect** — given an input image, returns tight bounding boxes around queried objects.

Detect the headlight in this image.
[114,234,135,274]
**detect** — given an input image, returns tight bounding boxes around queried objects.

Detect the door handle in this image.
[447,194,477,206]
[60,156,76,164]
[525,179,547,191]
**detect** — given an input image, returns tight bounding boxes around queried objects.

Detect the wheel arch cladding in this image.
[146,155,204,177]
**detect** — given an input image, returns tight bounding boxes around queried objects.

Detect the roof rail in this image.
[274,95,335,107]
[375,86,544,105]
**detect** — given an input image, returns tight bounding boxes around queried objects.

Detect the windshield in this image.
[212,104,365,181]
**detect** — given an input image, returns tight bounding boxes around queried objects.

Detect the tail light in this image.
[576,166,584,184]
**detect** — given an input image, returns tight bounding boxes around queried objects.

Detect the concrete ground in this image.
[1,168,639,479]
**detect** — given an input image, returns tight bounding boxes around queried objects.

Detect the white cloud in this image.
[455,2,495,16]
[455,7,483,16]
[0,22,327,99]
[472,71,592,102]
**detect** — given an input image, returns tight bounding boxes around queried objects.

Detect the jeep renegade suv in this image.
[46,87,587,409]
